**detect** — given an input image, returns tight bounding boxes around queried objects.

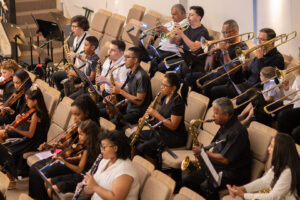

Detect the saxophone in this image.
[72,153,103,200]
[64,32,73,67]
[105,66,120,119]
[130,91,162,147]
[181,119,214,171]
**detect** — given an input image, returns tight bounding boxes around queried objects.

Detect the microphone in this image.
[204,138,227,151]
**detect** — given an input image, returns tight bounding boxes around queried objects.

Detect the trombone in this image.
[232,64,300,109]
[196,33,294,89]
[264,89,300,114]
[164,32,254,67]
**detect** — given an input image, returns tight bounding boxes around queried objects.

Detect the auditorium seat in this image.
[18,193,34,200]
[207,29,221,40]
[98,41,111,63]
[140,170,175,200]
[162,91,211,169]
[173,187,205,200]
[35,79,49,93]
[141,61,151,73]
[88,9,112,41]
[0,171,9,196]
[132,155,155,195]
[99,117,116,131]
[44,87,60,119]
[126,4,145,24]
[141,10,162,48]
[100,14,126,48]
[26,70,37,82]
[150,71,164,98]
[121,19,143,45]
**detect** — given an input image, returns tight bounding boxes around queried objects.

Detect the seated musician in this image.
[78,130,140,200]
[52,15,90,92]
[277,66,300,135]
[0,86,50,189]
[66,36,99,99]
[182,97,251,199]
[96,40,130,118]
[133,72,188,166]
[0,59,19,102]
[186,19,248,97]
[28,94,100,199]
[149,3,187,77]
[171,6,209,78]
[44,120,101,199]
[238,66,281,126]
[227,133,300,200]
[0,69,32,137]
[211,28,284,100]
[111,47,152,126]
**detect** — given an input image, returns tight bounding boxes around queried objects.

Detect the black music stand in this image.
[0,143,18,178]
[38,169,64,200]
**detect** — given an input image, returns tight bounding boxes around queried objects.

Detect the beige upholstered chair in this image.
[88,9,112,41]
[132,155,155,194]
[141,170,175,200]
[18,193,34,200]
[141,10,162,48]
[26,70,37,82]
[99,117,116,131]
[35,78,49,93]
[208,29,221,40]
[141,61,151,73]
[150,71,164,98]
[98,41,111,62]
[121,19,143,45]
[43,87,60,119]
[100,14,126,47]
[173,187,205,200]
[126,4,145,24]
[0,171,9,196]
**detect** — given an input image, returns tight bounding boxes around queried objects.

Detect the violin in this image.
[0,77,12,86]
[0,77,30,116]
[9,108,36,128]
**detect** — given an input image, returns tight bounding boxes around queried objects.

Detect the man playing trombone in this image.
[211,28,284,101]
[185,19,248,97]
[149,4,188,77]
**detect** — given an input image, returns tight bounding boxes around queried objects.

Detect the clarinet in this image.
[72,153,103,200]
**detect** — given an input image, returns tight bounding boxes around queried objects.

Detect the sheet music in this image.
[200,148,221,186]
[35,150,54,160]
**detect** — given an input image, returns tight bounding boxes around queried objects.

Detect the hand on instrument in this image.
[67,51,76,59]
[103,95,111,103]
[192,143,202,155]
[175,28,184,38]
[226,185,246,198]
[280,78,289,90]
[146,107,157,118]
[84,172,97,191]
[241,60,250,71]
[254,48,264,59]
[52,155,65,163]
[15,114,21,120]
[111,85,121,94]
[219,41,229,52]
[4,124,15,132]
[67,69,77,77]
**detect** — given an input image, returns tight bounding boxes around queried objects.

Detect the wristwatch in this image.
[222,50,229,55]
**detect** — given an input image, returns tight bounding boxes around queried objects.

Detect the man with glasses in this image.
[96,40,130,119]
[210,28,284,101]
[185,19,248,98]
[111,47,152,126]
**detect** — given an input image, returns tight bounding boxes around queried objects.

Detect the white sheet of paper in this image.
[200,148,221,186]
[35,150,54,160]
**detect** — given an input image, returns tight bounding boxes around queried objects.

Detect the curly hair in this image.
[71,15,89,31]
[1,59,20,72]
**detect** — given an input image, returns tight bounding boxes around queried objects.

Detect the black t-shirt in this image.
[243,48,284,86]
[211,116,251,183]
[0,79,14,102]
[158,94,187,138]
[126,66,152,115]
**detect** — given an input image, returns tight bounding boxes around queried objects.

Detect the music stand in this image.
[2,22,27,62]
[0,143,18,178]
[38,169,64,200]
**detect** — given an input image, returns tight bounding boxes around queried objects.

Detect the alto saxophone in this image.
[130,91,162,147]
[64,32,73,67]
[72,153,103,200]
[181,119,214,171]
[105,66,120,119]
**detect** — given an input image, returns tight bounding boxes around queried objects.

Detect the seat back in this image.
[150,71,164,98]
[141,10,162,48]
[51,97,73,130]
[18,193,34,200]
[141,170,175,200]
[132,155,155,194]
[202,107,220,136]
[98,41,111,62]
[99,117,116,131]
[0,171,9,196]
[247,121,277,180]
[42,91,57,119]
[126,4,145,23]
[140,61,150,73]
[88,9,112,41]
[207,29,221,40]
[173,187,205,200]
[35,79,49,93]
[26,70,37,82]
[121,19,142,45]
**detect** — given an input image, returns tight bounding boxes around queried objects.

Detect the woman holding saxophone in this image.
[227,133,300,199]
[133,73,188,165]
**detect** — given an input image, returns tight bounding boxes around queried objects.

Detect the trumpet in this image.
[181,119,214,171]
[196,32,296,89]
[164,32,255,67]
[232,64,300,109]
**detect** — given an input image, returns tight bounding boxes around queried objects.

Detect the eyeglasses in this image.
[221,30,234,35]
[71,25,79,29]
[100,144,114,151]
[124,55,136,59]
[161,83,172,88]
[256,37,268,42]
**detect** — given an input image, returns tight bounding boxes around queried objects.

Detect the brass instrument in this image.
[89,58,103,103]
[196,33,295,89]
[264,89,300,114]
[63,32,73,67]
[164,32,255,67]
[130,92,162,148]
[232,64,300,109]
[181,119,214,171]
[105,66,120,119]
[251,188,271,200]
[165,21,189,39]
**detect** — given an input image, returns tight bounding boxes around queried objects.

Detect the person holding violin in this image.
[0,85,50,189]
[28,94,100,200]
[0,59,19,102]
[44,119,101,199]
[0,69,32,134]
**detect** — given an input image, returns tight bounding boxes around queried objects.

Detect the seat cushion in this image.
[141,176,170,200]
[162,150,194,169]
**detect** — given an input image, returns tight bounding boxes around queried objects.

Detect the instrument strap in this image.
[121,66,139,89]
[74,33,87,53]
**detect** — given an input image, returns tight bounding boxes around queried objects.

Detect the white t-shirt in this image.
[91,158,140,200]
[100,56,130,93]
[158,18,188,53]
[283,76,300,108]
[263,79,281,101]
